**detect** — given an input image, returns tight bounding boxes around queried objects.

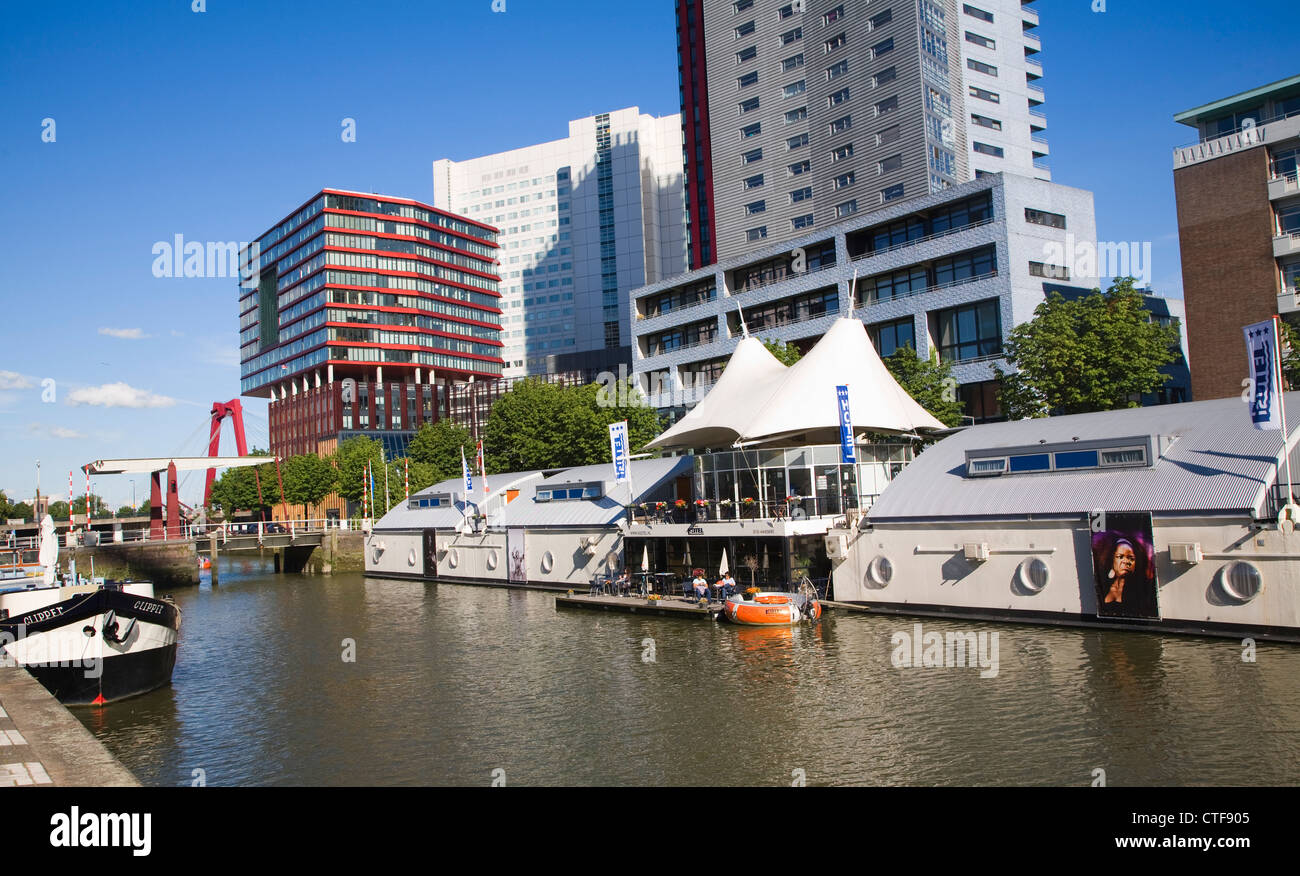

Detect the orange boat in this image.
[722,590,822,626]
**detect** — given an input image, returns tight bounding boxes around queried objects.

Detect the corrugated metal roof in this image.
[867,395,1300,520]
[374,457,693,530]
[503,457,694,528]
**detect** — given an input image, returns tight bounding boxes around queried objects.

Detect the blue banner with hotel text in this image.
[837,385,856,464]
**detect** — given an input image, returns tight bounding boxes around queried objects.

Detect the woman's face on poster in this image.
[1113,543,1136,579]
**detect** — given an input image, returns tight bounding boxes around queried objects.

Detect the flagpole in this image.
[1275,314,1295,505]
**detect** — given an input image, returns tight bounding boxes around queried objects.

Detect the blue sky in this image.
[0,0,1290,509]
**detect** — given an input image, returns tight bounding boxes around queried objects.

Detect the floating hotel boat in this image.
[828,395,1300,642]
[722,590,823,625]
[0,516,180,705]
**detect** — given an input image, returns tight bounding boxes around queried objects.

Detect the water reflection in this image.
[77,563,1300,786]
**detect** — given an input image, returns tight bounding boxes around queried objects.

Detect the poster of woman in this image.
[1090,512,1159,620]
[507,527,526,584]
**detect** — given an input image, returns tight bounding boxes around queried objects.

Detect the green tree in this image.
[331,435,389,509]
[0,490,11,519]
[47,500,69,520]
[761,337,803,366]
[483,378,665,472]
[115,505,135,518]
[282,454,340,519]
[11,501,33,521]
[995,278,1180,419]
[1279,319,1300,389]
[482,379,571,473]
[407,420,475,483]
[883,345,967,427]
[208,452,274,517]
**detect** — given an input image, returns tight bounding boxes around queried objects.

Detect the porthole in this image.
[407,548,417,567]
[540,551,555,574]
[866,555,893,588]
[487,550,499,571]
[1219,561,1262,603]
[1016,557,1050,594]
[447,549,460,569]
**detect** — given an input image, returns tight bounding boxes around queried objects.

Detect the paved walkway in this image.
[0,665,139,787]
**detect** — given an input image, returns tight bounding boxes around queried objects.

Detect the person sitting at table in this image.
[692,572,709,601]
[616,568,631,596]
[719,572,737,598]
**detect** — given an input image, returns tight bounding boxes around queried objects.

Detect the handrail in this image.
[851,216,995,261]
[1176,105,1300,149]
[858,268,1000,305]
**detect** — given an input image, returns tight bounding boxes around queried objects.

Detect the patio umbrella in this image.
[641,545,649,572]
[684,541,692,568]
[719,547,729,576]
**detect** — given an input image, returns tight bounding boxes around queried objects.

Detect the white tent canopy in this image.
[647,318,944,451]
[645,337,788,450]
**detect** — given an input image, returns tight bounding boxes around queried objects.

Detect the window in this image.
[872,37,894,58]
[971,113,1001,130]
[876,95,898,116]
[742,147,764,164]
[1054,450,1099,470]
[741,122,762,138]
[869,317,916,357]
[736,21,756,38]
[832,142,854,162]
[825,32,846,53]
[781,27,803,45]
[969,86,999,103]
[823,4,844,25]
[787,132,809,149]
[746,200,767,215]
[834,170,856,189]
[934,299,1002,362]
[737,46,757,63]
[879,154,902,174]
[866,266,927,302]
[877,125,901,145]
[784,79,807,98]
[785,107,808,124]
[1028,261,1070,280]
[881,183,904,202]
[870,9,893,29]
[874,66,897,87]
[973,142,1004,157]
[829,87,850,107]
[790,186,813,203]
[778,2,796,18]
[835,200,859,218]
[827,59,849,80]
[746,226,769,242]
[934,246,996,285]
[782,53,805,72]
[1100,447,1147,467]
[962,4,994,22]
[743,174,765,189]
[792,214,815,229]
[967,58,997,76]
[830,115,852,134]
[740,96,760,113]
[738,71,759,88]
[788,159,810,175]
[734,0,754,11]
[1025,208,1067,229]
[965,31,995,49]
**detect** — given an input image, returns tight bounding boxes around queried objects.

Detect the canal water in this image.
[78,560,1300,786]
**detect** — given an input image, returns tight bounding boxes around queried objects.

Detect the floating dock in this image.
[556,592,723,619]
[0,665,139,787]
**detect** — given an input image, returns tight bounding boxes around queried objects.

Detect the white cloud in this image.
[66,382,176,408]
[27,423,86,439]
[99,327,149,340]
[0,370,35,390]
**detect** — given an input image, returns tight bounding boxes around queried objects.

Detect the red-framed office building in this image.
[239,189,504,459]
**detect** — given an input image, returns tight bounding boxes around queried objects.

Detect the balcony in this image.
[1023,31,1041,51]
[1025,56,1043,75]
[1269,171,1300,201]
[1274,231,1300,258]
[1278,288,1300,316]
